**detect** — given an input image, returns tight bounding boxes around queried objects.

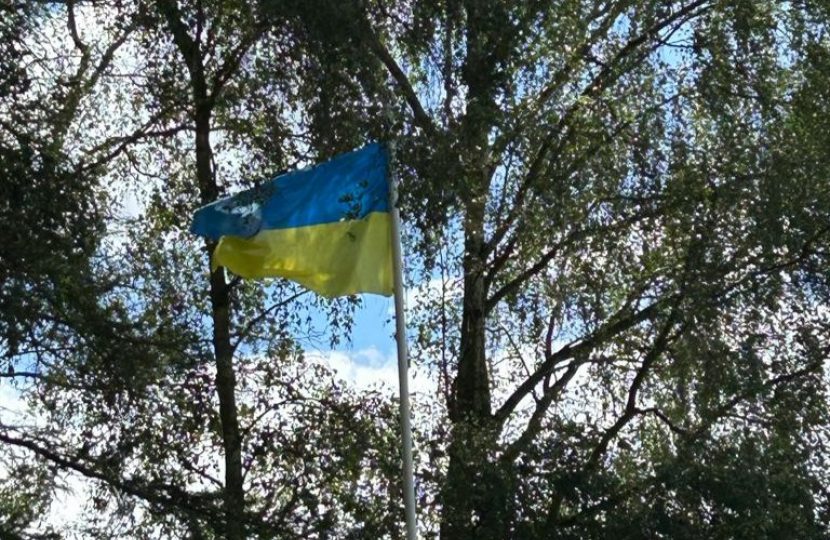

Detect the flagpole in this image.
[387,142,418,540]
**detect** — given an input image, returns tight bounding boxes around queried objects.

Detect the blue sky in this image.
[342,295,397,355]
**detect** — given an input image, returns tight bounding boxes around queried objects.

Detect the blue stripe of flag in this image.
[190,143,389,241]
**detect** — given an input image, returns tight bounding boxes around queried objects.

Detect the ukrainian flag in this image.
[190,143,393,297]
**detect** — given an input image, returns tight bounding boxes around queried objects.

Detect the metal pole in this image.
[387,142,417,540]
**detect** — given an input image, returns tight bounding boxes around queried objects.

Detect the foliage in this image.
[0,1,828,539]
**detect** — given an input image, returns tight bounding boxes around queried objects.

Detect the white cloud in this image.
[0,383,28,420]
[45,473,90,534]
[305,347,437,398]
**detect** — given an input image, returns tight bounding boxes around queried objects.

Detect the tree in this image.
[0,2,114,537]
[272,1,830,538]
[2,2,404,538]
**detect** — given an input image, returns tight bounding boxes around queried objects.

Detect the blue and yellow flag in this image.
[190,143,393,297]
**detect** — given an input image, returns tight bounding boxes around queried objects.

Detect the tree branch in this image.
[494,298,667,425]
[156,0,207,98]
[485,0,715,256]
[66,0,88,54]
[358,17,436,136]
[500,359,583,463]
[210,24,268,103]
[80,121,191,173]
[486,204,663,312]
[0,428,226,529]
[584,307,682,469]
[230,290,309,355]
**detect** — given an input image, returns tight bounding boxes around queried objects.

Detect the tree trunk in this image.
[442,193,511,540]
[194,100,245,540]
[156,1,247,536]
[441,2,515,537]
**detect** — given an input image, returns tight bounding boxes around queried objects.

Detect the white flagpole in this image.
[387,142,418,540]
